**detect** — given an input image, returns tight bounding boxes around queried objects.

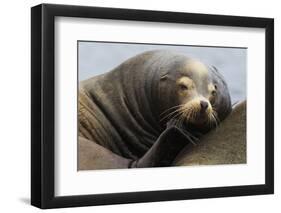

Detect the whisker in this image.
[160,104,202,146]
[160,108,184,122]
[174,110,186,127]
[179,128,198,145]
[207,115,211,130]
[211,113,218,130]
[160,104,185,116]
[174,109,199,145]
[212,111,220,123]
[168,110,186,122]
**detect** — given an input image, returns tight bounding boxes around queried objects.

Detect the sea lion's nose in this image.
[200,100,209,112]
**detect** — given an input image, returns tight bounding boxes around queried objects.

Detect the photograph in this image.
[77,41,247,170]
[30,3,274,209]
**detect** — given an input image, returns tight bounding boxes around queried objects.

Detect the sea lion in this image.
[78,50,232,170]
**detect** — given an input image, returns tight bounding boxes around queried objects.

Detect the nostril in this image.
[200,101,209,111]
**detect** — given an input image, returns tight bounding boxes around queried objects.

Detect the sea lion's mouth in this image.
[160,102,220,129]
[186,108,220,129]
[160,105,219,130]
[189,112,209,124]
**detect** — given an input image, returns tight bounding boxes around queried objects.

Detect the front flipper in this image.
[130,126,194,168]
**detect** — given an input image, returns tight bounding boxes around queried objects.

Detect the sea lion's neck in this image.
[80,68,162,158]
[115,55,164,133]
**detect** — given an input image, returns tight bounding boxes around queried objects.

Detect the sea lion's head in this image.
[158,57,231,131]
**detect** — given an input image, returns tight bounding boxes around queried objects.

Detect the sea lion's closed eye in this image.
[160,74,168,81]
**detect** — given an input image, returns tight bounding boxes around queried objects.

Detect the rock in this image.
[174,101,246,166]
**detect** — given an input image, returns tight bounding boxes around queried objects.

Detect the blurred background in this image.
[78,41,247,104]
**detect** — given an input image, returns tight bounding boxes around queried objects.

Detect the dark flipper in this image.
[130,126,192,168]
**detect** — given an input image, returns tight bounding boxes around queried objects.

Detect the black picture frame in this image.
[31,3,274,209]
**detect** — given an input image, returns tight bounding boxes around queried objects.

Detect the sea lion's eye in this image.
[211,84,217,96]
[160,75,168,81]
[214,84,217,90]
[180,84,188,90]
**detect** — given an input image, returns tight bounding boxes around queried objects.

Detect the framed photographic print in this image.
[31,3,274,209]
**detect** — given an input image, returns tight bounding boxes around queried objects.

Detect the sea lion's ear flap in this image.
[160,74,168,81]
[211,65,219,73]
